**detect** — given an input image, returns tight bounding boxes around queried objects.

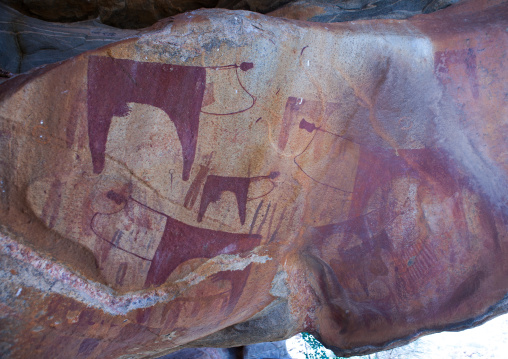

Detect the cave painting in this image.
[87,56,254,180]
[295,117,359,193]
[3,1,508,357]
[278,96,339,152]
[272,82,505,334]
[278,96,358,193]
[197,171,280,225]
[304,144,504,336]
[84,55,272,295]
[91,192,261,289]
[89,165,282,289]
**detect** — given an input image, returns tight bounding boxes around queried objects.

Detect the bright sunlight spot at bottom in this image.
[286,313,508,358]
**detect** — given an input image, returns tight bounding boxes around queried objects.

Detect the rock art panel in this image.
[434,48,480,99]
[197,171,279,225]
[87,56,254,180]
[87,56,206,179]
[0,0,463,76]
[86,56,265,295]
[0,0,507,358]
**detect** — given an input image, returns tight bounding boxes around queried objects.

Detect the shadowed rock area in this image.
[268,0,460,21]
[1,0,457,28]
[0,0,459,75]
[0,3,138,74]
[1,0,292,28]
[0,0,507,358]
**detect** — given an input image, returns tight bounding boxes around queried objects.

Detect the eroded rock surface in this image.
[1,0,291,28]
[1,0,459,28]
[268,0,459,22]
[0,3,138,74]
[0,0,507,358]
[0,0,461,75]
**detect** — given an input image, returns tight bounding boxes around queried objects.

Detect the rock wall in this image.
[0,0,507,358]
[0,0,457,28]
[0,3,138,74]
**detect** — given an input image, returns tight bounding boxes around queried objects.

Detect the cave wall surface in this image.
[0,0,458,75]
[0,3,139,74]
[0,0,507,358]
[1,0,457,28]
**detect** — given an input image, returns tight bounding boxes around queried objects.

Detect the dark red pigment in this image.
[41,179,64,229]
[239,62,254,71]
[87,56,207,181]
[91,194,261,289]
[198,176,251,225]
[184,155,213,209]
[209,265,252,315]
[294,117,355,192]
[278,97,306,151]
[106,190,127,205]
[99,323,160,359]
[312,148,462,242]
[278,97,340,151]
[308,148,475,309]
[299,118,318,133]
[198,172,279,225]
[121,197,263,288]
[77,338,100,357]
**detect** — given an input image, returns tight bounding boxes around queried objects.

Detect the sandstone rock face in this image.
[0,0,507,358]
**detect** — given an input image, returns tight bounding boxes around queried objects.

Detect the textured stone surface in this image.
[156,340,291,359]
[0,0,507,358]
[0,0,460,76]
[1,0,100,22]
[1,0,458,29]
[243,340,291,358]
[157,347,238,358]
[0,3,138,74]
[268,0,459,22]
[1,0,291,28]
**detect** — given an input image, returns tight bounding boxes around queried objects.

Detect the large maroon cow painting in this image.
[87,56,205,180]
[84,55,268,301]
[87,56,253,181]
